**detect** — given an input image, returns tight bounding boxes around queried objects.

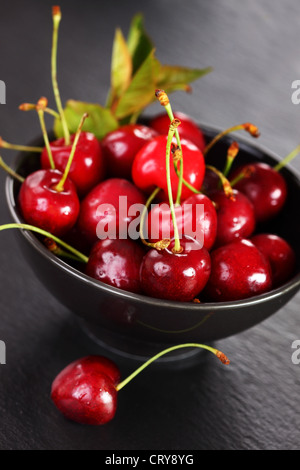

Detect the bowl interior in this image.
[4,123,300,360]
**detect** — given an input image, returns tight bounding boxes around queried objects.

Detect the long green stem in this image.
[173,162,201,195]
[139,186,170,250]
[204,122,260,157]
[206,165,234,199]
[0,223,89,263]
[0,157,25,183]
[165,104,183,205]
[155,89,183,205]
[37,100,55,169]
[0,138,43,153]
[43,237,85,262]
[273,144,300,172]
[52,6,70,146]
[19,102,60,119]
[54,113,88,192]
[166,120,182,253]
[116,343,230,391]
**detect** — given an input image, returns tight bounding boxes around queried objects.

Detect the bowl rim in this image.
[5,122,300,311]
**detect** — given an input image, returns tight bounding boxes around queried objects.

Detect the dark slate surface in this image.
[0,0,300,450]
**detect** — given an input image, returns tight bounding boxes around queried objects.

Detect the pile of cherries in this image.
[3,98,296,304]
[1,95,297,304]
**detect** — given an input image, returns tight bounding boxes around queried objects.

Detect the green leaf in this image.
[110,28,132,103]
[157,65,213,93]
[127,13,154,75]
[54,100,119,140]
[114,49,159,119]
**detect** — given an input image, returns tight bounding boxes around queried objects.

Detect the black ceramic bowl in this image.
[5,124,300,362]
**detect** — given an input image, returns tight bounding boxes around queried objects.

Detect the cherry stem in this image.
[43,237,85,262]
[36,98,55,170]
[206,165,235,199]
[273,144,300,172]
[0,223,89,264]
[230,166,255,187]
[52,6,70,146]
[173,157,202,195]
[166,119,182,253]
[139,186,171,251]
[0,137,43,153]
[19,102,60,119]
[54,113,88,193]
[204,123,260,157]
[0,156,25,183]
[116,343,230,392]
[155,89,183,205]
[222,141,239,177]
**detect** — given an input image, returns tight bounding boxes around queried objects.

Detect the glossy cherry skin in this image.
[85,238,146,293]
[230,163,287,222]
[149,111,206,152]
[209,189,256,247]
[18,169,80,237]
[201,168,220,193]
[204,238,272,302]
[77,178,146,246]
[132,135,205,202]
[140,237,211,302]
[51,355,120,425]
[41,132,105,197]
[251,233,296,287]
[146,193,217,251]
[101,124,158,180]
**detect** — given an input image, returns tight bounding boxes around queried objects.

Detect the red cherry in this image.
[51,355,120,425]
[85,238,146,293]
[230,163,287,222]
[201,167,221,193]
[251,233,296,287]
[204,238,272,301]
[101,124,158,180]
[51,345,230,425]
[146,193,217,251]
[132,135,205,202]
[209,189,256,247]
[41,132,105,197]
[149,111,206,152]
[18,169,80,237]
[140,237,211,302]
[77,178,146,246]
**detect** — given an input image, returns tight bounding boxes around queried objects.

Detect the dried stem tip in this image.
[230,165,255,187]
[216,350,230,365]
[243,123,260,138]
[154,239,171,251]
[227,141,239,160]
[44,237,59,253]
[172,146,183,165]
[155,89,169,107]
[169,118,181,133]
[52,6,61,19]
[206,165,235,200]
[19,103,36,111]
[36,97,48,111]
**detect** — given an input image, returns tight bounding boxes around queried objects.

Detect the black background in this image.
[0,0,300,450]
